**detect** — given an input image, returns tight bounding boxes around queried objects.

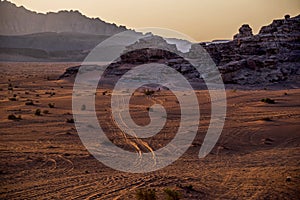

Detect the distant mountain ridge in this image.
[0,0,127,36]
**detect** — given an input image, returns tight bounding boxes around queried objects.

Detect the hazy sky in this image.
[9,0,300,41]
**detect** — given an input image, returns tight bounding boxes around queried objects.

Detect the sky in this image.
[8,0,300,42]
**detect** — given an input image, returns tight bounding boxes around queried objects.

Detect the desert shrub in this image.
[261,98,275,104]
[164,188,181,200]
[146,107,153,112]
[262,117,272,121]
[186,185,193,191]
[8,97,17,101]
[66,118,74,123]
[286,176,292,182]
[25,100,34,105]
[43,110,49,114]
[81,104,86,111]
[7,83,13,90]
[102,91,108,95]
[136,189,156,200]
[144,89,155,96]
[48,103,55,108]
[35,109,41,116]
[8,114,21,120]
[45,91,56,96]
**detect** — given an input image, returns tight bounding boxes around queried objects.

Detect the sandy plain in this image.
[0,62,299,199]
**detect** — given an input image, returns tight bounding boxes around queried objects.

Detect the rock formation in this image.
[60,14,300,87]
[202,14,300,84]
[233,24,253,39]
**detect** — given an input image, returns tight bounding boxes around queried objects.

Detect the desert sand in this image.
[0,62,299,199]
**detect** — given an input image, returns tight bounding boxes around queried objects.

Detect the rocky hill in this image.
[0,0,127,36]
[202,14,300,85]
[60,14,300,87]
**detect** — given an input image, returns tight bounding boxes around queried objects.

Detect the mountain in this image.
[0,0,127,36]
[0,0,131,61]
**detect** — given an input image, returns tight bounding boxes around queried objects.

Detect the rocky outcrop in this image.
[60,14,300,86]
[0,0,127,36]
[233,24,253,39]
[201,14,300,84]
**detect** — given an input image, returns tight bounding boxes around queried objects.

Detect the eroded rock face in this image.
[202,14,300,85]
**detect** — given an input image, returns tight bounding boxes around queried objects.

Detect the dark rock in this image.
[234,24,253,39]
[202,14,300,85]
[58,66,80,79]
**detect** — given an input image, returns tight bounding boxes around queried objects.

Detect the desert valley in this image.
[0,1,300,199]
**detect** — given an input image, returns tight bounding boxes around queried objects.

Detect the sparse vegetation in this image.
[35,109,41,116]
[45,91,56,96]
[286,176,292,182]
[48,103,55,108]
[144,89,155,96]
[7,83,14,91]
[8,114,22,120]
[146,107,153,112]
[66,118,75,123]
[262,117,272,121]
[186,185,194,191]
[43,110,49,114]
[8,97,17,101]
[25,100,34,105]
[81,104,86,111]
[136,189,156,200]
[261,98,275,104]
[164,188,181,200]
